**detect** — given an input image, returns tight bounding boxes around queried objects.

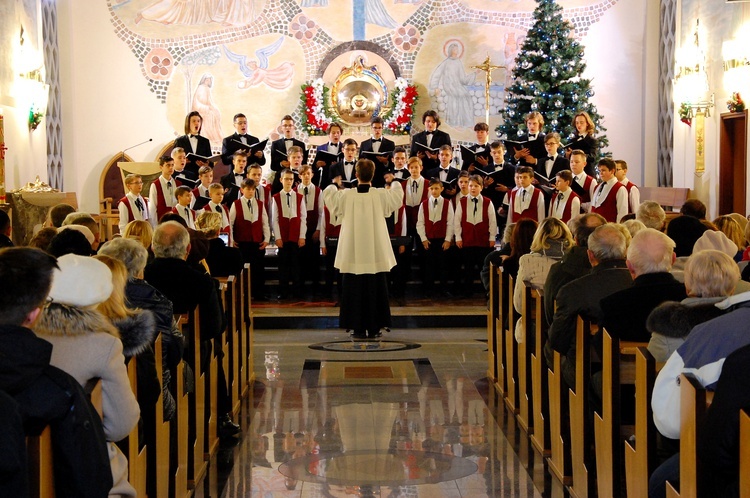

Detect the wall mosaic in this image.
[108,0,619,144]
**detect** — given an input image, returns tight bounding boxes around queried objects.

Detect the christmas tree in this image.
[497,0,608,154]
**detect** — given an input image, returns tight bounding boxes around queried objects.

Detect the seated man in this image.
[0,247,112,497]
[544,224,633,390]
[143,221,239,438]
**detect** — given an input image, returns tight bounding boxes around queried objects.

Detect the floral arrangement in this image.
[727,92,745,113]
[28,107,44,131]
[381,78,418,134]
[678,102,692,126]
[300,79,334,135]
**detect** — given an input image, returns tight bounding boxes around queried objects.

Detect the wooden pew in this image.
[568,316,594,498]
[624,347,659,498]
[529,287,550,457]
[593,328,646,497]
[547,343,571,485]
[27,425,54,498]
[516,281,535,435]
[666,373,709,498]
[487,262,500,382]
[221,275,242,417]
[243,262,254,386]
[493,265,508,398]
[186,308,208,489]
[125,358,147,498]
[504,273,519,415]
[152,335,170,498]
[173,316,189,498]
[741,410,750,498]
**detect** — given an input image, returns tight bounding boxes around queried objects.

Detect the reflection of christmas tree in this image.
[497,0,607,153]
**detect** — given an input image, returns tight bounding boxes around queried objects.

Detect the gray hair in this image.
[98,237,149,278]
[152,221,190,259]
[588,224,627,261]
[684,250,740,297]
[636,201,666,230]
[627,228,676,275]
[622,219,647,239]
[61,211,96,226]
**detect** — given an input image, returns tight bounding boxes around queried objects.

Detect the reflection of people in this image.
[324,159,404,338]
[429,42,477,128]
[191,73,223,144]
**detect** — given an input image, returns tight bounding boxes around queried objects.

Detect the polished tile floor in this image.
[220,328,546,498]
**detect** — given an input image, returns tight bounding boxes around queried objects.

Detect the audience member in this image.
[47,226,94,257]
[0,210,12,248]
[61,212,101,250]
[679,198,707,219]
[636,200,666,230]
[545,224,632,390]
[195,211,243,277]
[647,250,739,362]
[543,212,606,323]
[143,221,238,438]
[157,212,210,267]
[0,248,113,497]
[498,218,537,280]
[665,213,709,258]
[713,215,744,260]
[600,228,686,343]
[44,203,76,228]
[622,219,647,239]
[34,254,140,497]
[27,227,58,252]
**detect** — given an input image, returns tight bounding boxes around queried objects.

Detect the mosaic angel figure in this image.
[223,37,295,91]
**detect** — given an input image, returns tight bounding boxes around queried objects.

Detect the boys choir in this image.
[114,107,649,302]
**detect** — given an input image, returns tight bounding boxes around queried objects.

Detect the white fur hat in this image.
[48,254,113,307]
[692,230,739,257]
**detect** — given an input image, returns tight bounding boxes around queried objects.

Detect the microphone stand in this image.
[120,138,153,163]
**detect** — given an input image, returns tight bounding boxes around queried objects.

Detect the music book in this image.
[174,174,198,189]
[187,152,222,163]
[191,195,210,211]
[314,149,341,166]
[504,139,546,159]
[232,138,269,155]
[473,166,508,179]
[362,150,392,160]
[439,178,457,188]
[340,178,358,188]
[414,142,440,154]
[222,185,241,205]
[533,170,555,186]
[569,178,590,198]
[460,145,490,167]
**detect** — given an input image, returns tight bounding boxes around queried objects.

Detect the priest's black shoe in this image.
[219,414,241,439]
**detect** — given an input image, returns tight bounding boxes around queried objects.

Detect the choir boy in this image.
[506,166,546,225]
[247,164,272,205]
[464,122,491,171]
[391,147,409,182]
[569,149,597,213]
[270,115,307,193]
[313,123,344,189]
[404,157,428,237]
[591,158,628,223]
[481,141,516,228]
[271,169,307,299]
[173,111,212,176]
[297,164,324,294]
[538,132,569,182]
[172,186,197,229]
[453,171,471,207]
[148,155,178,222]
[425,144,459,198]
[511,111,546,167]
[360,117,395,186]
[172,147,197,182]
[230,179,270,300]
[192,166,213,201]
[453,175,498,296]
[329,139,359,187]
[410,110,452,170]
[549,170,581,223]
[220,150,249,203]
[286,146,305,176]
[221,112,266,166]
[204,183,232,245]
[118,174,150,233]
[416,178,455,293]
[385,175,409,303]
[614,160,640,214]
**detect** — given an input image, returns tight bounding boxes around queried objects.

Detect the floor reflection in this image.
[221,329,542,498]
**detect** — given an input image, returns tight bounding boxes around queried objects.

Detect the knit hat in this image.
[48,254,113,307]
[692,230,738,257]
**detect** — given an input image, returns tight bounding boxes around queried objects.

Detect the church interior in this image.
[2,0,750,497]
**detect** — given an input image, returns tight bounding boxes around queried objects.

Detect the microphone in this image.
[120,138,153,161]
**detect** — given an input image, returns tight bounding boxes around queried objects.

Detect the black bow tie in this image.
[190,134,197,138]
[548,156,555,161]
[345,161,354,166]
[426,132,433,136]
[215,205,222,213]
[372,138,381,143]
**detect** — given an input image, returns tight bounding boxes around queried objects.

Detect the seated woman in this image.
[34,254,140,498]
[513,217,573,343]
[647,249,740,362]
[122,219,154,264]
[194,211,243,277]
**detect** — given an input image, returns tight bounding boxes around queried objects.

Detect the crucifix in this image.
[471,55,505,124]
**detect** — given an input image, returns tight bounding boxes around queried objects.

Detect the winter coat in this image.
[34,305,140,498]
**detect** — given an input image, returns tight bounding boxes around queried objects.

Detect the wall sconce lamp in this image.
[18,66,48,132]
[682,93,716,119]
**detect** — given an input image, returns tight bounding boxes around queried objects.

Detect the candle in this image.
[0,108,6,204]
